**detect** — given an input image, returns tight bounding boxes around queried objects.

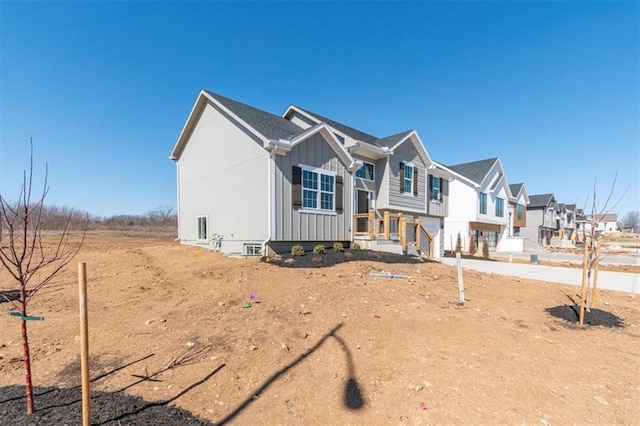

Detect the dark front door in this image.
[357,190,370,214]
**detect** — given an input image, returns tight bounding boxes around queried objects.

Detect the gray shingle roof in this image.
[565,204,576,211]
[528,193,555,208]
[293,106,378,144]
[509,183,523,195]
[447,158,499,184]
[375,130,414,148]
[205,90,304,141]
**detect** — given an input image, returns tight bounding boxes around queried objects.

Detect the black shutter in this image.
[292,166,302,208]
[399,162,405,193]
[335,175,343,211]
[428,174,433,199]
[413,167,419,196]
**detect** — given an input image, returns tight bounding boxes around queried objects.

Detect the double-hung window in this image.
[403,163,414,194]
[430,176,441,201]
[495,198,504,217]
[355,162,375,181]
[479,192,487,214]
[302,168,334,211]
[517,204,524,220]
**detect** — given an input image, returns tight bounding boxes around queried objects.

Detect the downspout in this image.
[262,151,275,256]
[175,160,181,242]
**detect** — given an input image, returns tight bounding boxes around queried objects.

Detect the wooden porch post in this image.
[399,213,406,252]
[383,211,390,240]
[415,218,421,251]
[368,209,374,239]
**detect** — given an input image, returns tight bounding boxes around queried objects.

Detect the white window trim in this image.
[244,243,262,256]
[299,163,336,212]
[478,192,488,215]
[356,161,375,181]
[196,215,208,243]
[402,162,415,197]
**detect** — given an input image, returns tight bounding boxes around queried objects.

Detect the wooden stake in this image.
[78,262,91,426]
[579,240,588,326]
[456,252,465,305]
[591,242,601,308]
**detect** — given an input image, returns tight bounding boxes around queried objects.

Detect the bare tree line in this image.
[1,204,177,232]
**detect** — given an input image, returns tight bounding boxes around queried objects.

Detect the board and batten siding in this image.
[426,174,448,217]
[273,133,352,242]
[177,101,269,253]
[387,141,427,212]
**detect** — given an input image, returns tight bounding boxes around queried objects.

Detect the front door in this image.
[357,190,371,214]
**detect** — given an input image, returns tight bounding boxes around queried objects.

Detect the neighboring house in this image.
[169,90,448,258]
[441,158,525,252]
[596,213,619,234]
[580,213,619,236]
[555,203,577,241]
[521,193,557,244]
[282,105,452,258]
[508,183,529,237]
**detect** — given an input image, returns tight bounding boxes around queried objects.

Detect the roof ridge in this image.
[205,90,304,141]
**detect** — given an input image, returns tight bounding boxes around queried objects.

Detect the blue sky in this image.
[1,1,638,218]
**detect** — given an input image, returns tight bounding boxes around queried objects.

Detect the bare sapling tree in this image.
[579,173,629,325]
[0,143,86,414]
[619,210,639,233]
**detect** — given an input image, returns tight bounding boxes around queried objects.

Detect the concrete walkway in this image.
[439,256,640,295]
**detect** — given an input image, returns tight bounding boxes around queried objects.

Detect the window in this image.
[517,204,524,220]
[403,163,414,194]
[495,198,504,217]
[430,175,441,201]
[244,244,261,255]
[479,192,487,214]
[197,216,207,241]
[356,161,375,181]
[302,168,334,211]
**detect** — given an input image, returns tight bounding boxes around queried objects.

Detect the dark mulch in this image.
[264,249,430,268]
[545,305,625,328]
[0,385,212,426]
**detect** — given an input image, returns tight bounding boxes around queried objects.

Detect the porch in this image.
[352,210,434,258]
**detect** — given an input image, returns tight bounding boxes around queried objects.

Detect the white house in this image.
[439,158,526,252]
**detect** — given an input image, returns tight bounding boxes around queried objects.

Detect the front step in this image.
[359,239,404,255]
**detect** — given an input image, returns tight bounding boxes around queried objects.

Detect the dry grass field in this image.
[1,234,639,424]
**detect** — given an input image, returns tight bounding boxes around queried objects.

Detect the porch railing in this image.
[353,210,375,238]
[353,211,433,258]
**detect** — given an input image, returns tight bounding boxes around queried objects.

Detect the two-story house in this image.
[555,203,577,241]
[283,106,452,258]
[170,90,449,258]
[521,193,557,245]
[508,183,529,238]
[440,158,524,252]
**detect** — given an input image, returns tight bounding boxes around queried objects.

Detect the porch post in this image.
[383,211,390,240]
[368,209,374,239]
[398,213,406,252]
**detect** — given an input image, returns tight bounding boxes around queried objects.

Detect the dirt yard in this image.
[1,235,639,425]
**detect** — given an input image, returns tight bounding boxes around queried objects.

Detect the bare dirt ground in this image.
[1,235,639,425]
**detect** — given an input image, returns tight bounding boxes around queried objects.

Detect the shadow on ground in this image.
[0,384,215,426]
[546,305,625,328]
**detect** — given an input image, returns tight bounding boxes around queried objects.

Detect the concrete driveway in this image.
[439,256,640,295]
